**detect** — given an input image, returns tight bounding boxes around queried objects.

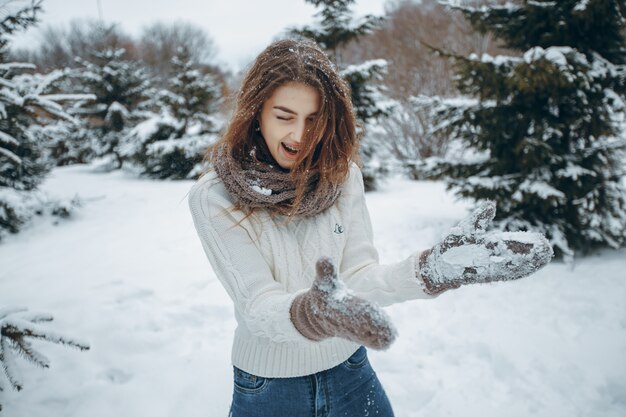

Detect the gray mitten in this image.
[419,201,554,295]
[290,257,396,350]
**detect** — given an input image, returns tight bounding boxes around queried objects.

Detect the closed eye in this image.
[276,116,316,122]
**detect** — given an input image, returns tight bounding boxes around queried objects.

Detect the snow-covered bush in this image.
[72,48,153,170]
[37,120,97,166]
[0,186,83,240]
[120,112,218,179]
[120,47,221,179]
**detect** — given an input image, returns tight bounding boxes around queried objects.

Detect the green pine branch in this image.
[0,307,90,412]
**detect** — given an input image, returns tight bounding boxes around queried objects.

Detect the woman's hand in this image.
[290,257,396,350]
[418,201,554,295]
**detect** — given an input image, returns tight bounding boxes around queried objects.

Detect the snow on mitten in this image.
[418,201,554,295]
[290,257,396,350]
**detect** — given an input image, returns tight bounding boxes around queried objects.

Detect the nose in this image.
[290,120,307,143]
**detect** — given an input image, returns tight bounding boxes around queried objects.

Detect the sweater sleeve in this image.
[339,164,437,306]
[188,177,309,344]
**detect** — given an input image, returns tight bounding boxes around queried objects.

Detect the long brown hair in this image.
[203,38,361,216]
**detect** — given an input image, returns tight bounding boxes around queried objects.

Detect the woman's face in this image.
[259,82,320,170]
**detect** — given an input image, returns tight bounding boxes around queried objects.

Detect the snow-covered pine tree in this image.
[0,307,90,412]
[41,74,102,166]
[120,46,221,179]
[42,119,96,166]
[0,0,93,239]
[73,47,152,170]
[421,0,626,258]
[288,0,393,190]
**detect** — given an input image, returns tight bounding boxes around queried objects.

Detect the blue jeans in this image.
[228,346,395,417]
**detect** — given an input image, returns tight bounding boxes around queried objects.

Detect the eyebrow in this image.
[273,106,318,116]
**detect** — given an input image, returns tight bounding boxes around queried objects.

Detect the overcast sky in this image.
[10,0,393,72]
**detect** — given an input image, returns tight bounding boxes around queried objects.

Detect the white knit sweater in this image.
[187,162,436,378]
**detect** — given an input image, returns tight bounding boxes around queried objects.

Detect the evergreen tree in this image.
[161,47,220,135]
[422,0,626,258]
[37,73,101,166]
[73,47,152,169]
[120,46,222,179]
[42,119,97,166]
[0,0,92,239]
[289,0,393,189]
[290,0,383,64]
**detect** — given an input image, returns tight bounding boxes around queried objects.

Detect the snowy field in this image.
[1,164,625,417]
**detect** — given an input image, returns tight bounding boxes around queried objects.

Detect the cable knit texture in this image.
[187,161,436,378]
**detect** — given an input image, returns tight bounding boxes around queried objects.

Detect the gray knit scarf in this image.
[212,142,342,217]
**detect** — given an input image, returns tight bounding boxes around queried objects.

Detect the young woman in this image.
[188,38,553,417]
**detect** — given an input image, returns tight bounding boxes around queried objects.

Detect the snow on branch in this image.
[0,145,20,164]
[0,307,28,320]
[340,59,388,80]
[513,179,566,202]
[522,46,585,68]
[0,306,89,399]
[0,62,36,72]
[411,94,484,109]
[41,94,97,102]
[527,1,556,7]
[30,69,67,96]
[0,130,18,146]
[468,52,521,67]
[582,136,626,157]
[574,0,590,12]
[438,1,523,14]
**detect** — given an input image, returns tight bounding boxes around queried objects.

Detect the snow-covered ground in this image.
[1,164,625,417]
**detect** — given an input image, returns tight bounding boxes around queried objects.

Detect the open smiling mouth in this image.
[282,142,299,155]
